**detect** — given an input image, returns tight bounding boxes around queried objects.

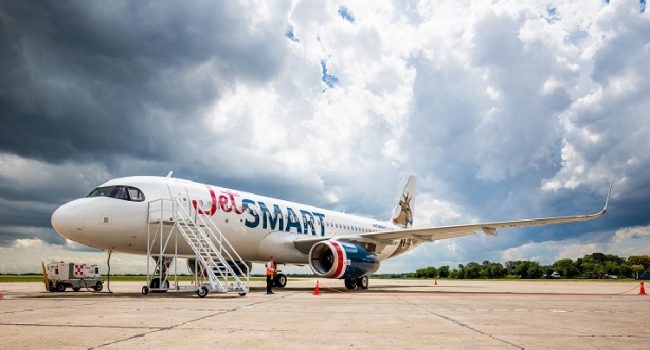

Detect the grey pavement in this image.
[0,279,648,349]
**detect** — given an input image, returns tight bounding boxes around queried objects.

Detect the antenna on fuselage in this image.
[165,171,174,178]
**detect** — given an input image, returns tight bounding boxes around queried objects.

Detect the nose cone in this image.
[51,201,86,240]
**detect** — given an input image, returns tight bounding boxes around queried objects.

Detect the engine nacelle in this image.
[308,240,380,279]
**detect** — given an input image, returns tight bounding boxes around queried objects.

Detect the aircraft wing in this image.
[294,183,611,254]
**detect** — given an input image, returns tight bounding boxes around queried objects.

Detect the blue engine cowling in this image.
[308,240,380,279]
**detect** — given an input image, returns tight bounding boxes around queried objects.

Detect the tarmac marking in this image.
[400,298,525,350]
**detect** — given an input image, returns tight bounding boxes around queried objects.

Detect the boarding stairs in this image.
[147,199,249,297]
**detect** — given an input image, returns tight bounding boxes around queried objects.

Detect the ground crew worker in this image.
[265,256,276,294]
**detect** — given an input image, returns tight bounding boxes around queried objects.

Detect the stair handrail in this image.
[194,213,250,291]
[172,199,230,292]
[173,198,248,292]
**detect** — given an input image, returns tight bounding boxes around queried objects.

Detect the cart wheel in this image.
[196,286,209,298]
[238,292,247,296]
[93,281,103,292]
[72,287,81,292]
[142,286,149,295]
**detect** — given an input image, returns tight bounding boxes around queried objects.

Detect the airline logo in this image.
[193,187,327,236]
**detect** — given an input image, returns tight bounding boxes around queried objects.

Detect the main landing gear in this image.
[344,276,369,290]
[274,273,287,288]
[142,278,169,295]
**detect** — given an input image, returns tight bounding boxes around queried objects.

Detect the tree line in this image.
[413,253,650,279]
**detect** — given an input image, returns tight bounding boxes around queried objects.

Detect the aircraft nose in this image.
[51,201,85,239]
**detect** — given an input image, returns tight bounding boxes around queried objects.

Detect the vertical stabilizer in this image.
[391,176,417,228]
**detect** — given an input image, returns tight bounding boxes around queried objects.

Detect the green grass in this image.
[0,275,45,282]
[0,275,284,283]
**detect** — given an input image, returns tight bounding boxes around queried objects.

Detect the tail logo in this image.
[392,193,413,227]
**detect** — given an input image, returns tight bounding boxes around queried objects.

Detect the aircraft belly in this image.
[256,231,308,263]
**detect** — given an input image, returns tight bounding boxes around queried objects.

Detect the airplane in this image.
[51,175,611,291]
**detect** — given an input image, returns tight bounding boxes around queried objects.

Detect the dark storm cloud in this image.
[0,226,65,246]
[0,0,290,247]
[0,198,56,228]
[0,1,286,163]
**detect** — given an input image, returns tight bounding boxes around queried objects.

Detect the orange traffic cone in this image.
[640,281,647,295]
[313,280,320,295]
[434,280,438,286]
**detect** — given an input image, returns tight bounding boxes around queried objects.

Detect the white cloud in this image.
[0,239,142,274]
[413,192,474,227]
[2,0,649,274]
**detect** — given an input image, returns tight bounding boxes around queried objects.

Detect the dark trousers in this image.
[266,275,273,293]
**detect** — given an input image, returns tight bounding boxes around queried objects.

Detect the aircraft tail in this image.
[391,175,417,228]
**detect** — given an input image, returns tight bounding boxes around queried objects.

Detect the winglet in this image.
[603,179,613,213]
[165,170,174,178]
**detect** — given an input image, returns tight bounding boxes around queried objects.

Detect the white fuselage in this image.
[51,176,417,264]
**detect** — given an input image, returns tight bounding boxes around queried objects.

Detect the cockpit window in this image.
[127,187,145,201]
[88,186,145,202]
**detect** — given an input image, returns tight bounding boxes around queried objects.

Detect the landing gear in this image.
[356,276,369,289]
[344,278,357,290]
[149,278,169,292]
[144,255,172,294]
[344,276,369,290]
[274,273,287,288]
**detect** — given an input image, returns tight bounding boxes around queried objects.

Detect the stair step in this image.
[149,199,249,294]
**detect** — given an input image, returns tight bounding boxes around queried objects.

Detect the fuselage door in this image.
[165,182,193,217]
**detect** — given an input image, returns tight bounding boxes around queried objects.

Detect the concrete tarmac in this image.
[0,279,648,349]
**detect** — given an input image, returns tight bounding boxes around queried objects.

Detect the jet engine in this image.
[308,240,380,279]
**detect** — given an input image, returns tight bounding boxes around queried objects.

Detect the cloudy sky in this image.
[1,0,649,274]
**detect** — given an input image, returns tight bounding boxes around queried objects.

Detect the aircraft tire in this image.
[344,279,357,290]
[274,274,287,288]
[356,276,369,289]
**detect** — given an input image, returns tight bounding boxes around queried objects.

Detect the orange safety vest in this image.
[265,261,275,276]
